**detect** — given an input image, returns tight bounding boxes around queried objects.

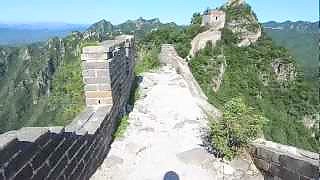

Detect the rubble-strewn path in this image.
[91,65,262,180]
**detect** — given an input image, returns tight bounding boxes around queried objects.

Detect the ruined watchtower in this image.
[201,9,226,30]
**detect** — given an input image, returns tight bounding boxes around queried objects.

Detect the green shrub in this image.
[135,46,160,74]
[113,115,130,139]
[210,97,266,160]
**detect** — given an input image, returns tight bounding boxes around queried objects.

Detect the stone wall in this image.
[249,139,319,180]
[160,44,221,119]
[202,10,226,30]
[0,35,135,180]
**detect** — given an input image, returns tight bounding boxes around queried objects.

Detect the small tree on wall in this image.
[210,97,267,160]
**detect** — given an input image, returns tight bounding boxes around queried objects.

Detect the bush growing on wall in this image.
[210,97,266,160]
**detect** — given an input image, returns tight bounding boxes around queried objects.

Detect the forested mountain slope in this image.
[140,1,319,152]
[262,21,319,80]
[0,18,178,133]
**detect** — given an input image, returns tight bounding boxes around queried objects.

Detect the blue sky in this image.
[0,0,318,25]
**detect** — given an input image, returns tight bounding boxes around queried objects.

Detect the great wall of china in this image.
[0,34,318,179]
[0,35,135,180]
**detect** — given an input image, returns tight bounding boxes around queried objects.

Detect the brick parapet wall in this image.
[249,139,319,180]
[0,35,135,180]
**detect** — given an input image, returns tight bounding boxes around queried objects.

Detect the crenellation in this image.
[250,139,319,180]
[0,34,134,179]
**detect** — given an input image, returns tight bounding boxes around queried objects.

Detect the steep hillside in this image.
[0,33,88,133]
[0,18,180,133]
[189,3,319,152]
[139,0,319,153]
[262,21,319,80]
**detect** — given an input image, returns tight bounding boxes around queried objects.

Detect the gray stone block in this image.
[83,62,109,70]
[278,166,299,180]
[98,84,111,91]
[83,70,96,77]
[82,46,105,54]
[65,108,95,133]
[47,155,68,180]
[279,155,319,178]
[96,69,109,77]
[81,53,107,61]
[16,127,49,142]
[84,84,99,91]
[84,77,110,84]
[0,131,17,150]
[256,147,280,164]
[252,158,270,172]
[13,163,33,180]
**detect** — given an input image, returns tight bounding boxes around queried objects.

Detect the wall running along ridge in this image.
[0,35,135,180]
[160,45,319,180]
[249,139,319,180]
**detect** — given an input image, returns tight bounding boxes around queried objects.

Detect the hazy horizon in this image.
[0,0,318,26]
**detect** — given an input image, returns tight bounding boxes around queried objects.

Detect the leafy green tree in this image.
[191,13,202,25]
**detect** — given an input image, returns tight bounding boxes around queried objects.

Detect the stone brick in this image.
[84,84,98,91]
[98,84,111,91]
[81,53,107,61]
[5,144,39,178]
[35,133,51,149]
[32,164,50,180]
[67,137,86,160]
[253,158,270,172]
[84,78,110,84]
[85,91,112,98]
[47,156,68,180]
[70,161,84,180]
[279,155,319,178]
[13,164,33,180]
[83,70,96,77]
[82,46,105,54]
[30,150,49,170]
[278,167,299,180]
[49,139,73,167]
[96,69,109,77]
[83,62,109,69]
[86,98,113,106]
[257,147,280,163]
[0,139,20,165]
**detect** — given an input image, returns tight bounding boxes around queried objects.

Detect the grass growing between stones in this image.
[114,115,130,139]
[135,46,160,75]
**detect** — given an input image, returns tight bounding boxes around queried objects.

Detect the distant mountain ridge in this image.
[0,18,180,45]
[263,21,318,32]
[0,23,88,45]
[85,18,181,40]
[262,21,319,79]
[0,22,89,30]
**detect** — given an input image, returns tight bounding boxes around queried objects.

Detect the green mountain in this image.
[85,18,181,41]
[0,18,176,133]
[140,2,319,152]
[262,21,319,80]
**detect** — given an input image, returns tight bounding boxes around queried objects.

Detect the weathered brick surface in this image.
[0,35,135,180]
[250,140,319,180]
[85,91,112,98]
